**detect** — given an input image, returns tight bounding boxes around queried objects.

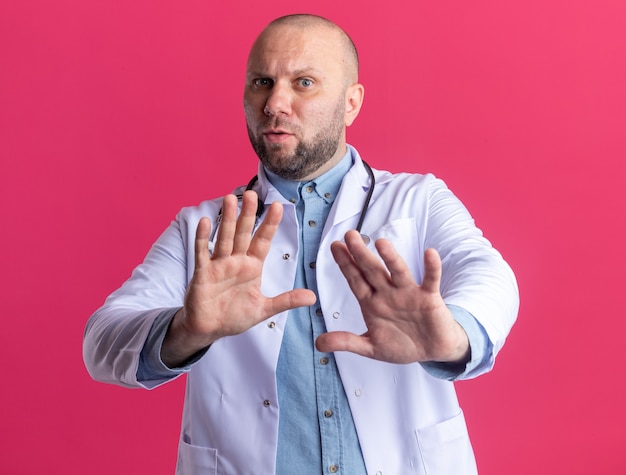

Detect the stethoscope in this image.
[208,161,375,251]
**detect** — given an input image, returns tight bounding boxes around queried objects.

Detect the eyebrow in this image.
[246,67,324,78]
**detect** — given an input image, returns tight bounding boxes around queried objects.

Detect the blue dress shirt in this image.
[267,151,368,474]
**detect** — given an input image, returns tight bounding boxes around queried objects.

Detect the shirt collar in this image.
[264,148,354,205]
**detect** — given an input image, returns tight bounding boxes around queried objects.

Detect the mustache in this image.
[259,117,299,132]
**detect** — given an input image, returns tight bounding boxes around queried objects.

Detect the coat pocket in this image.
[415,411,477,475]
[370,217,422,282]
[176,440,218,475]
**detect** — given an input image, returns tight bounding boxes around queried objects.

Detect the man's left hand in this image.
[315,230,470,365]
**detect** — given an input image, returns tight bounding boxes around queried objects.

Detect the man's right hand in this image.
[161,190,316,368]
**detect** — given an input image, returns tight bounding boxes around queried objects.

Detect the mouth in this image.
[262,128,294,144]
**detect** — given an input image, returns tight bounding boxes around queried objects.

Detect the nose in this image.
[264,83,292,117]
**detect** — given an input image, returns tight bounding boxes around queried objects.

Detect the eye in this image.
[252,78,273,88]
[297,78,314,88]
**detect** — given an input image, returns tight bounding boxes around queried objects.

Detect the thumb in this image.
[264,289,317,317]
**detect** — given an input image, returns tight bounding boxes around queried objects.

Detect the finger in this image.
[375,239,415,288]
[343,230,393,289]
[330,240,374,300]
[264,288,317,317]
[193,217,212,273]
[315,331,374,358]
[232,191,260,254]
[421,248,442,294]
[247,201,283,260]
[212,194,238,257]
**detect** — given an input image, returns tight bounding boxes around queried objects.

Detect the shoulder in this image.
[176,198,223,222]
[371,166,450,202]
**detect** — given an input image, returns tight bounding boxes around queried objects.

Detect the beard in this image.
[246,101,345,181]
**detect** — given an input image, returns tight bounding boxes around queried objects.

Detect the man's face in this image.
[244,25,354,181]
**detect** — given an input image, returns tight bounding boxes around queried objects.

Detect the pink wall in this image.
[1,1,625,473]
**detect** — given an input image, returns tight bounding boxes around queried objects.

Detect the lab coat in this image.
[84,148,519,475]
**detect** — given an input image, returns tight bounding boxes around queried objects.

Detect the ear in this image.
[344,83,365,127]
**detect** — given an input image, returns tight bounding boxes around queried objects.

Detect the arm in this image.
[316,176,518,377]
[83,191,316,389]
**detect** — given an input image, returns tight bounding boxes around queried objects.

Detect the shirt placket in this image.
[301,182,344,474]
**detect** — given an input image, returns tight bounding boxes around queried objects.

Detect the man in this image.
[84,14,518,475]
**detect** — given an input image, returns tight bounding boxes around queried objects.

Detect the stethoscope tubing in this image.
[208,161,375,249]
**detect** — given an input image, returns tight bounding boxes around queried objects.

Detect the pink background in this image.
[1,1,625,473]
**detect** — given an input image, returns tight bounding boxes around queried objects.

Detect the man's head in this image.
[244,14,364,181]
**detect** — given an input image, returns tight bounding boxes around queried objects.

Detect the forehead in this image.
[246,24,345,76]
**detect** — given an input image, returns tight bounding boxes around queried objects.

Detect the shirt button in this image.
[355,389,362,397]
[332,311,341,319]
[289,198,297,203]
[263,400,271,407]
[320,357,329,365]
[308,220,317,227]
[267,321,276,329]
[305,185,314,193]
[324,192,331,199]
[309,261,316,269]
[324,409,333,418]
[329,465,338,473]
[282,253,290,260]
[315,308,323,317]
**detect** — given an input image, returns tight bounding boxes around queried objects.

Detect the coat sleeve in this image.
[423,175,519,375]
[82,202,215,389]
